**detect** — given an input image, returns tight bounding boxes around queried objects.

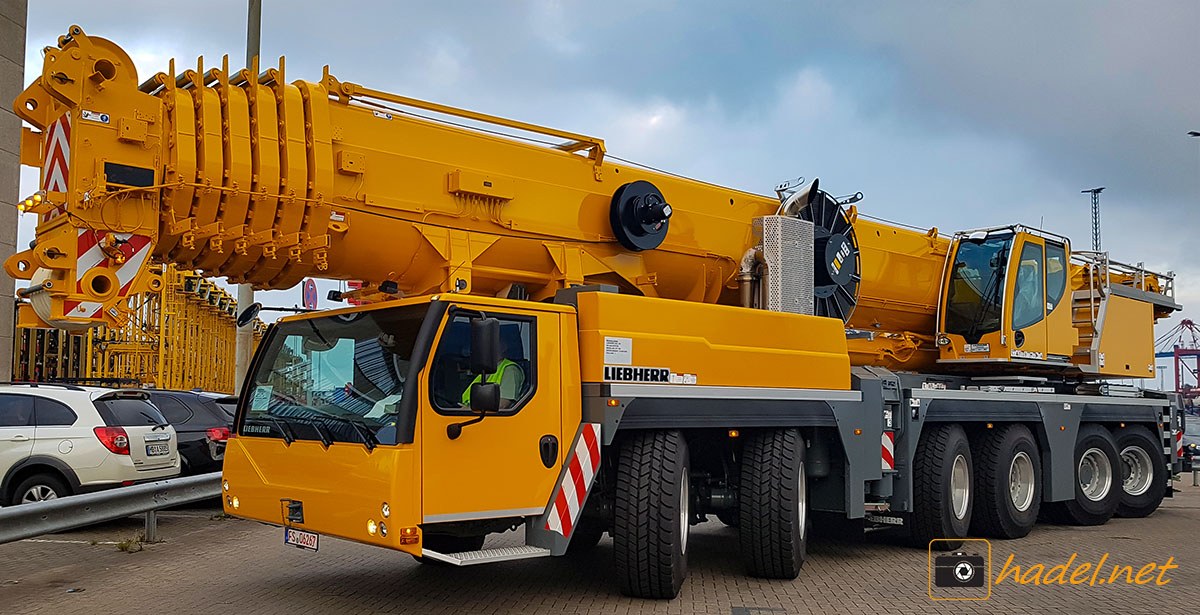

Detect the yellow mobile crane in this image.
[6,27,1187,599]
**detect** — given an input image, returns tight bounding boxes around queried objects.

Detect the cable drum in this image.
[28,268,88,331]
[794,191,860,322]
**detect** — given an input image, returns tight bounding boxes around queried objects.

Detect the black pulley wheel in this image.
[794,190,860,322]
[610,181,672,251]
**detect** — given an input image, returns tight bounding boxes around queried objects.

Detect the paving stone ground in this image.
[2,481,1198,614]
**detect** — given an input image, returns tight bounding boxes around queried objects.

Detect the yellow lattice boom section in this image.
[13,265,265,394]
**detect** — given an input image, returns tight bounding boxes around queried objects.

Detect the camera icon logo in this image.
[934,552,986,587]
[928,539,991,601]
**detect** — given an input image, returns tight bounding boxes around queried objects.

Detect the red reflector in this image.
[122,481,134,486]
[93,426,131,455]
[206,427,231,442]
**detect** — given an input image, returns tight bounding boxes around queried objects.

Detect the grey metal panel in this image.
[423,507,545,524]
[755,215,815,315]
[1108,283,1182,311]
[910,388,1168,408]
[593,383,861,402]
[614,398,838,430]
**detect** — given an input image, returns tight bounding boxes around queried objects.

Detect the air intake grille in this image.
[754,216,815,315]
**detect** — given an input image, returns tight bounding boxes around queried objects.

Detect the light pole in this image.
[234,0,262,396]
[1080,187,1105,251]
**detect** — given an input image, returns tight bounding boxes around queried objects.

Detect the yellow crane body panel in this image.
[575,292,850,391]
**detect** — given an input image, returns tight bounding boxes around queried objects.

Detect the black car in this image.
[145,390,233,475]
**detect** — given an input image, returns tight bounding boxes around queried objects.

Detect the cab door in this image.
[420,306,563,524]
[1007,234,1048,360]
[1043,241,1078,361]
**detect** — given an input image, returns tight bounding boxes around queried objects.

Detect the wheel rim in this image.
[1078,447,1113,502]
[20,484,58,504]
[1008,451,1036,512]
[951,454,970,520]
[679,467,689,556]
[797,461,807,540]
[1119,445,1154,497]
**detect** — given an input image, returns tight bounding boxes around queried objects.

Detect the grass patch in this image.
[116,535,144,553]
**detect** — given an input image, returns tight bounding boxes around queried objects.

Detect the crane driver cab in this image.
[938,227,1076,371]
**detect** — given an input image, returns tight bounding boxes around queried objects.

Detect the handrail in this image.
[0,473,220,545]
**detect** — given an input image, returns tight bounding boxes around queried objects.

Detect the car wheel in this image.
[14,473,71,505]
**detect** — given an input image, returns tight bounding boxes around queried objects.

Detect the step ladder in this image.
[420,545,551,566]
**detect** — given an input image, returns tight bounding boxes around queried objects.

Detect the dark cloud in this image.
[19,1,1200,318]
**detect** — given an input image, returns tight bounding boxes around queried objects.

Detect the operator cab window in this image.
[430,313,535,416]
[1045,242,1067,313]
[1012,242,1045,331]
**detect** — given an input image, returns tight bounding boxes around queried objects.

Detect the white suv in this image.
[0,384,180,505]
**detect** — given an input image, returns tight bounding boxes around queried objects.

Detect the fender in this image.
[1,455,83,499]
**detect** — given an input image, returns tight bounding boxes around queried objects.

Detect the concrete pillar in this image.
[0,1,28,382]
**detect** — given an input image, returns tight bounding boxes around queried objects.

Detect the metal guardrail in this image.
[0,472,221,545]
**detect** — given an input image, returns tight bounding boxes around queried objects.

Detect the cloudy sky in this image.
[15,1,1200,370]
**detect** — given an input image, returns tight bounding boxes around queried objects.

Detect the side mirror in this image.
[448,382,500,440]
[469,317,502,374]
[469,382,500,414]
[237,302,262,327]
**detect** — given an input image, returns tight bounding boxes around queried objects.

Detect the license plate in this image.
[284,527,319,551]
[146,442,169,456]
[963,343,990,354]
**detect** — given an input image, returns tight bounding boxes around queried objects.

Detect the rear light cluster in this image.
[94,426,130,455]
[206,427,231,442]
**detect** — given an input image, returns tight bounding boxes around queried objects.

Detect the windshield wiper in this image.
[293,417,333,447]
[141,411,169,431]
[323,415,379,451]
[260,414,296,444]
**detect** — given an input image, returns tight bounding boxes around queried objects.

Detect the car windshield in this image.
[1186,422,1200,437]
[944,233,1013,344]
[241,305,427,446]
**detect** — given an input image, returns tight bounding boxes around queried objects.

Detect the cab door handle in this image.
[539,435,558,469]
[7,435,30,442]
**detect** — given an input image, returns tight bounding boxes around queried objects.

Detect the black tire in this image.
[739,429,808,579]
[1113,425,1167,518]
[613,430,691,599]
[969,424,1041,539]
[910,423,973,550]
[11,473,70,505]
[1042,424,1120,526]
[716,510,740,528]
[566,517,606,555]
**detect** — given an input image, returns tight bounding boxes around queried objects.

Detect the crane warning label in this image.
[603,336,632,365]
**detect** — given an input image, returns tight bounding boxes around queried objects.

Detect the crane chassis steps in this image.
[421,545,552,566]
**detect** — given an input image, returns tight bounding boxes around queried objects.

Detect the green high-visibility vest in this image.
[461,358,523,406]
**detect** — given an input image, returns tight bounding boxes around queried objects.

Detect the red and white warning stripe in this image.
[41,113,70,222]
[882,431,895,471]
[545,423,601,537]
[61,228,153,319]
[1176,430,1184,458]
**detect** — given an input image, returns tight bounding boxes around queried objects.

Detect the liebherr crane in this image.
[5,27,1187,599]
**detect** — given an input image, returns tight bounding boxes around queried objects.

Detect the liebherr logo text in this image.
[604,366,671,383]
